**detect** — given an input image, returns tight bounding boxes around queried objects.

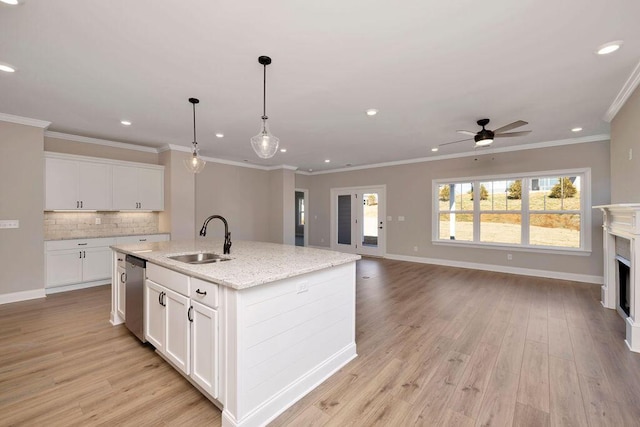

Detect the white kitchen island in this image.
[110,240,360,427]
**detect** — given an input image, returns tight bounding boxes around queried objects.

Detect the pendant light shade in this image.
[184,97,206,173]
[251,56,279,159]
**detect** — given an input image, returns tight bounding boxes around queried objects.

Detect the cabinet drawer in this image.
[190,278,219,309]
[115,234,170,245]
[147,263,189,296]
[46,237,116,251]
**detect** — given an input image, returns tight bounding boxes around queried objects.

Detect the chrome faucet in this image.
[199,215,232,254]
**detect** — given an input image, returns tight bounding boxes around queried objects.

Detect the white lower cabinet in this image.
[144,279,191,375]
[45,237,115,290]
[191,301,219,398]
[144,265,219,399]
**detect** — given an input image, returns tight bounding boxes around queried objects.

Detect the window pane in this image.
[439,213,473,241]
[337,195,351,245]
[530,176,581,211]
[530,214,580,248]
[480,213,522,244]
[438,183,473,211]
[479,180,521,211]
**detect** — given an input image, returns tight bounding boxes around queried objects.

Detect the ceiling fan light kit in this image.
[250,55,280,159]
[441,118,531,148]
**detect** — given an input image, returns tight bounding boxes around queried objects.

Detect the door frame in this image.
[295,188,309,247]
[330,185,386,257]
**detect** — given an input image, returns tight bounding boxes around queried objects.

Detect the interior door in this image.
[331,186,386,256]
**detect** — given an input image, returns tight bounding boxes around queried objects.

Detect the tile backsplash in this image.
[45,212,159,240]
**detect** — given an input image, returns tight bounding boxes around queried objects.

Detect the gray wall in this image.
[297,140,610,278]
[0,122,45,295]
[611,84,640,203]
[195,163,272,242]
[159,150,195,240]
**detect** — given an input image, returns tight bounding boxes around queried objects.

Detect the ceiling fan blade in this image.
[456,130,476,136]
[439,137,473,146]
[494,130,532,138]
[492,120,528,134]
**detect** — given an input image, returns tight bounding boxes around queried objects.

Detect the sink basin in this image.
[168,252,230,264]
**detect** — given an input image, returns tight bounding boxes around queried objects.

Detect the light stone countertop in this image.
[111,239,361,290]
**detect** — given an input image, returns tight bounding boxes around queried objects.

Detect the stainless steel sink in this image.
[168,252,230,264]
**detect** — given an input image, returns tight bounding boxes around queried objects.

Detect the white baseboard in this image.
[385,253,603,284]
[0,288,46,305]
[222,343,357,427]
[45,279,110,295]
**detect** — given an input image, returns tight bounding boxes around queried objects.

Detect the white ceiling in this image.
[1,0,639,171]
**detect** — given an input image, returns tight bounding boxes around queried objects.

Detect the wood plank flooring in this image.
[2,258,640,426]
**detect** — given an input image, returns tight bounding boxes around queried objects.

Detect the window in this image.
[433,169,590,253]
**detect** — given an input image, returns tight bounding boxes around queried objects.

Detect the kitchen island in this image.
[110,239,360,427]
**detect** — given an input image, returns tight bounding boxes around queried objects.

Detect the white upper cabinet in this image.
[113,165,164,211]
[45,157,111,210]
[44,153,164,211]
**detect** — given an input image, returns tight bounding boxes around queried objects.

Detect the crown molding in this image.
[265,164,299,171]
[604,59,640,122]
[45,131,158,153]
[0,113,51,129]
[158,144,191,153]
[308,134,610,175]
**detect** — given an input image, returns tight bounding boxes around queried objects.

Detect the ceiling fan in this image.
[440,118,531,148]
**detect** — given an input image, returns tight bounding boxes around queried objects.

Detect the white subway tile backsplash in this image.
[44,212,159,240]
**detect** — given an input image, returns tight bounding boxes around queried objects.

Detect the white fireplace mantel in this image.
[594,204,640,352]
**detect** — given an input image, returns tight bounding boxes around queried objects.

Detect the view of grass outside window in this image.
[435,172,585,250]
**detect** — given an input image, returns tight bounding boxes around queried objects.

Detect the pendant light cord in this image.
[192,101,197,147]
[262,64,267,120]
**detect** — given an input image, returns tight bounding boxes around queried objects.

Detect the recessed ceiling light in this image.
[571,127,583,132]
[366,109,378,116]
[431,147,439,152]
[215,133,224,138]
[0,0,19,5]
[0,64,16,73]
[120,120,132,126]
[280,148,287,153]
[324,159,330,163]
[596,41,623,55]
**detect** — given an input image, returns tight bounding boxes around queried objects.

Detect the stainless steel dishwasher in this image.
[125,255,146,342]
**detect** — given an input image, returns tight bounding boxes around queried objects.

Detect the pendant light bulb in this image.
[184,97,206,173]
[251,56,279,159]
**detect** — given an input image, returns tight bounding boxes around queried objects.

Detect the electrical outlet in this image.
[320,238,324,243]
[630,148,633,160]
[507,253,513,261]
[0,220,19,229]
[95,217,101,225]
[398,216,405,221]
[413,246,418,252]
[297,281,309,294]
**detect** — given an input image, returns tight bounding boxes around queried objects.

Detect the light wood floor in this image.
[2,258,640,426]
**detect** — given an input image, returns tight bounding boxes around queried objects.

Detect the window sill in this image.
[431,240,591,256]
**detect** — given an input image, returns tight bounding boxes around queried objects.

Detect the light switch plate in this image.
[0,220,19,229]
[398,216,405,221]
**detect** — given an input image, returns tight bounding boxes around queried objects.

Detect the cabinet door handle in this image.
[78,243,88,246]
[83,250,86,258]
[158,291,163,306]
[195,289,206,296]
[161,292,166,307]
[120,272,126,283]
[76,201,79,208]
[80,201,83,208]
[188,306,193,322]
[79,251,82,259]
[139,239,147,242]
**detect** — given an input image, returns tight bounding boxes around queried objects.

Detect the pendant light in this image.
[250,56,279,159]
[184,97,206,173]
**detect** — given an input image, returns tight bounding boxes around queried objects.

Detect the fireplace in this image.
[595,204,640,353]
[616,256,630,317]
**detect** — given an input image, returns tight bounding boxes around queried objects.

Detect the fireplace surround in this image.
[595,204,640,352]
